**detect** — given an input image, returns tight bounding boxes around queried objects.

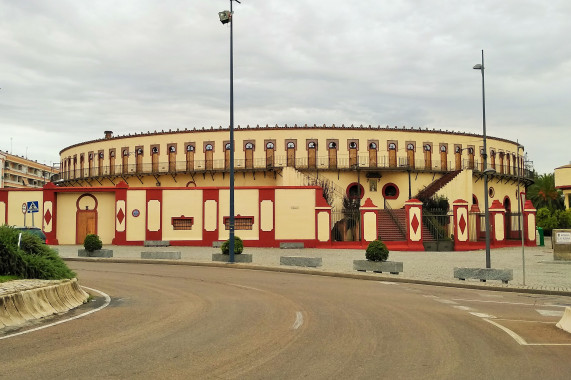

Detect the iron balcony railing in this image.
[59,153,535,181]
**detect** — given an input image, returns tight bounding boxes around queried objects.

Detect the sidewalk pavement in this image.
[53,237,571,295]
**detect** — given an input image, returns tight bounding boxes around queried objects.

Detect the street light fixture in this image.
[473,50,492,269]
[219,0,241,263]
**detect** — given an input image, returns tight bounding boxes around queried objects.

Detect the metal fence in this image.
[331,210,361,242]
[423,208,453,241]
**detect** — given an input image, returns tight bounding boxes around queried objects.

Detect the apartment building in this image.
[1,151,58,189]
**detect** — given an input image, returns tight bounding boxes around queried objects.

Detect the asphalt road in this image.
[2,262,571,379]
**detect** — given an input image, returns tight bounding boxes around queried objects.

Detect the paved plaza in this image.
[54,237,571,293]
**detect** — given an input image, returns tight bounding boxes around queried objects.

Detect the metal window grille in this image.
[172,217,193,230]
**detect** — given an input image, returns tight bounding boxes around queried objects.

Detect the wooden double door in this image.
[76,210,97,244]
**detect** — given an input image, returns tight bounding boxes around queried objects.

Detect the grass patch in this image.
[0,275,20,283]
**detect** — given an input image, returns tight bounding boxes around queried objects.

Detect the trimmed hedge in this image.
[221,236,244,255]
[0,225,76,280]
[365,240,389,262]
[84,234,103,252]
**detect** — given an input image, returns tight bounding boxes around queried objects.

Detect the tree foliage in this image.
[527,173,564,212]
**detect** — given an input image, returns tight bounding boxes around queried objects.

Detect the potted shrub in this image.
[212,236,252,263]
[78,234,113,258]
[353,240,403,274]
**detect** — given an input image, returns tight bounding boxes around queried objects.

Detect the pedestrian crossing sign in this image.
[27,201,39,213]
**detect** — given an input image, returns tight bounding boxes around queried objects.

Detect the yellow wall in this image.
[126,190,146,241]
[162,190,203,241]
[218,189,259,240]
[275,189,315,240]
[7,191,43,228]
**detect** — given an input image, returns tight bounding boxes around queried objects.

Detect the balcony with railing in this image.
[57,153,534,183]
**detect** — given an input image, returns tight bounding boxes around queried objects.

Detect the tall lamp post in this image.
[516,142,526,285]
[219,0,241,263]
[473,50,492,269]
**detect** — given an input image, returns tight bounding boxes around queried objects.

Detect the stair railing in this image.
[383,199,407,238]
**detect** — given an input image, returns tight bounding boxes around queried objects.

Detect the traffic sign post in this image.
[26,201,39,227]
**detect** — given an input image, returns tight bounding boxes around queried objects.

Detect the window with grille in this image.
[171,217,194,230]
[224,216,254,230]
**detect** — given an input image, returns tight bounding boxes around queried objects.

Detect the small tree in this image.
[221,236,244,255]
[365,240,389,262]
[83,234,103,252]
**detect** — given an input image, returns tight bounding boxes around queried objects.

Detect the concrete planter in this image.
[78,249,113,258]
[353,260,403,274]
[280,256,322,268]
[212,253,252,263]
[453,267,513,284]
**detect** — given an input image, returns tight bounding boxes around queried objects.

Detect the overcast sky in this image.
[1,0,569,174]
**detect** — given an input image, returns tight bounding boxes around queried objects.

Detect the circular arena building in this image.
[0,125,537,249]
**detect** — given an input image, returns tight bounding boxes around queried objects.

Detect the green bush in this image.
[365,240,389,262]
[0,225,75,280]
[83,234,103,252]
[221,236,244,255]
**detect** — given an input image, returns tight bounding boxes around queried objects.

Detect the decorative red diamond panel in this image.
[459,214,467,235]
[411,214,419,234]
[44,209,52,226]
[117,208,125,224]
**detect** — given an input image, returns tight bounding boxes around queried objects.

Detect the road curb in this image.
[0,279,89,329]
[63,257,571,297]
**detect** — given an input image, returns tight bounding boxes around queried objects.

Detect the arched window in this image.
[424,144,431,151]
[151,147,159,154]
[225,143,231,150]
[328,142,337,149]
[245,142,254,149]
[99,152,104,158]
[287,142,295,149]
[110,151,115,157]
[468,148,474,154]
[490,150,496,156]
[308,141,316,149]
[349,141,357,149]
[346,183,364,200]
[136,148,143,155]
[407,144,414,150]
[369,142,377,149]
[440,145,447,152]
[388,143,396,150]
[455,146,461,153]
[123,150,129,156]
[186,145,194,152]
[266,142,274,149]
[205,144,213,151]
[169,146,176,153]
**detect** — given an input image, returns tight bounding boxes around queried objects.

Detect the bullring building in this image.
[0,125,536,249]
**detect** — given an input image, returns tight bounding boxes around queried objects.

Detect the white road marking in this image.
[377,281,398,285]
[452,298,568,308]
[0,286,111,341]
[470,312,496,319]
[483,318,528,345]
[435,299,458,305]
[453,306,473,311]
[483,318,571,346]
[536,309,565,317]
[292,312,303,330]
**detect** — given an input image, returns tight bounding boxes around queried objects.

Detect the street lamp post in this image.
[516,142,526,285]
[473,50,492,269]
[219,0,241,263]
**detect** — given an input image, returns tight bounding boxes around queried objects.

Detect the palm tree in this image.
[527,173,564,211]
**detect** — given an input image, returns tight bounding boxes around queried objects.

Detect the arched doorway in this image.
[76,194,98,244]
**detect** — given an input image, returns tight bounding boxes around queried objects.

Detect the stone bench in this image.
[353,260,403,274]
[144,240,170,247]
[141,251,181,260]
[212,241,224,248]
[280,256,322,268]
[280,242,304,249]
[453,267,513,284]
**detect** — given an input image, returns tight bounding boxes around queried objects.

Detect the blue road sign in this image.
[27,201,39,213]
